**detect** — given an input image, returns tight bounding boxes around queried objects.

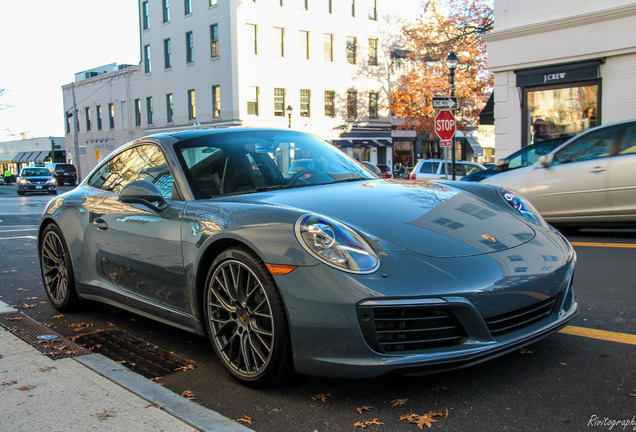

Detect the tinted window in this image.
[619,123,636,155]
[508,142,556,169]
[21,168,50,176]
[552,126,617,165]
[87,144,174,198]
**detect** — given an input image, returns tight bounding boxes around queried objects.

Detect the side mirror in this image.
[119,179,168,212]
[539,154,554,168]
[496,158,506,167]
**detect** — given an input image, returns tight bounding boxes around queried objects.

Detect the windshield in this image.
[175,130,375,198]
[21,168,50,176]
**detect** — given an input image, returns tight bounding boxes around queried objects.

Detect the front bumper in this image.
[276,228,577,378]
[18,184,56,193]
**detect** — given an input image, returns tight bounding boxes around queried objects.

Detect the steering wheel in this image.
[288,169,322,186]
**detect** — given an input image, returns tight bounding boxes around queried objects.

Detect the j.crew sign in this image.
[515,61,600,87]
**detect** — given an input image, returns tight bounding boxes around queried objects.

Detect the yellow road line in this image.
[570,242,636,248]
[558,325,636,345]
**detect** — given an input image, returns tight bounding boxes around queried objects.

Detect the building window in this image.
[274,88,286,116]
[324,90,335,117]
[134,99,142,126]
[142,1,150,29]
[351,0,355,17]
[299,30,309,60]
[162,0,170,22]
[325,0,332,13]
[209,0,217,5]
[274,27,284,58]
[96,105,102,130]
[212,85,221,118]
[369,91,378,119]
[187,89,196,120]
[347,90,357,118]
[346,36,357,64]
[300,0,308,9]
[524,83,599,146]
[144,44,151,73]
[368,0,377,20]
[108,103,115,129]
[164,38,172,69]
[247,24,258,54]
[146,97,154,125]
[300,89,310,117]
[323,33,333,62]
[368,38,378,65]
[166,93,174,123]
[247,86,259,115]
[185,31,194,63]
[210,24,219,57]
[85,107,91,131]
[184,0,192,15]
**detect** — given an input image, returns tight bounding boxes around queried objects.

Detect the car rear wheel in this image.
[39,224,80,311]
[204,247,292,387]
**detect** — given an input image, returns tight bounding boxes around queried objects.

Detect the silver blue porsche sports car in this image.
[38,129,578,387]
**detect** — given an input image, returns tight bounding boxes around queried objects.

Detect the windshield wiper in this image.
[331,176,370,184]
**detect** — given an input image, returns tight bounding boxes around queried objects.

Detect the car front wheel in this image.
[39,224,80,311]
[204,247,292,387]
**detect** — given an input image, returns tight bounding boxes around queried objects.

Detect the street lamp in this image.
[446,52,459,180]
[286,105,293,128]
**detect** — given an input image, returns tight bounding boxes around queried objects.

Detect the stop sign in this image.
[435,109,456,141]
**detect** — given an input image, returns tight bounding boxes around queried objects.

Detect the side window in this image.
[552,126,617,165]
[419,161,439,174]
[87,144,174,198]
[619,123,636,155]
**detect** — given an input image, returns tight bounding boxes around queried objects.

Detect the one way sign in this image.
[432,96,458,109]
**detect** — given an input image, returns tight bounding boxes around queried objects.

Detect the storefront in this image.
[516,60,601,147]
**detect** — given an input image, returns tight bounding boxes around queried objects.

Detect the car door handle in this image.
[92,218,108,231]
[590,166,607,174]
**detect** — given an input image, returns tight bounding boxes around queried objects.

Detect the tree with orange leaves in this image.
[389,0,493,135]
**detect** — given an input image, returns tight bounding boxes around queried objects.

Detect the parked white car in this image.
[484,119,636,226]
[409,159,486,180]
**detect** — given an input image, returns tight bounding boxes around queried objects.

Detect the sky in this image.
[0,1,140,141]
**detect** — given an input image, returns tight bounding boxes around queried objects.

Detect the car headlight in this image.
[295,215,380,274]
[19,178,28,185]
[47,178,56,184]
[500,188,548,228]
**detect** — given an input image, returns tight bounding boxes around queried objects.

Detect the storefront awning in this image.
[26,151,49,163]
[479,92,494,125]
[332,139,353,147]
[352,139,378,147]
[14,152,30,162]
[465,136,484,157]
[0,153,19,163]
[377,139,392,146]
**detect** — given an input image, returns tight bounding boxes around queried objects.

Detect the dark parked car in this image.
[38,128,577,387]
[461,136,573,182]
[17,166,57,195]
[46,163,77,186]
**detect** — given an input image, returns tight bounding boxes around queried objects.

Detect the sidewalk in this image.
[0,301,251,432]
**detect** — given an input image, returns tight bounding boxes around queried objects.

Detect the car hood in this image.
[229,179,536,258]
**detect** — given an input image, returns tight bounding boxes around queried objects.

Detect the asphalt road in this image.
[1,186,634,432]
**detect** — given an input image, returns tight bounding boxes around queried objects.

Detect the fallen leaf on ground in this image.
[391,398,409,407]
[53,315,64,319]
[312,393,332,402]
[518,348,533,354]
[399,410,449,429]
[431,385,448,392]
[25,297,38,300]
[17,385,33,391]
[236,416,253,425]
[180,390,196,400]
[353,421,368,429]
[39,366,57,372]
[96,410,116,421]
[20,304,35,309]
[357,406,373,414]
[2,380,18,386]
[175,364,194,372]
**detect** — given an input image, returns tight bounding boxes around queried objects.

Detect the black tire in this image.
[39,224,80,311]
[17,190,23,195]
[204,247,293,387]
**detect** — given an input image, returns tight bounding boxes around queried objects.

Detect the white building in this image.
[62,0,422,177]
[484,0,636,159]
